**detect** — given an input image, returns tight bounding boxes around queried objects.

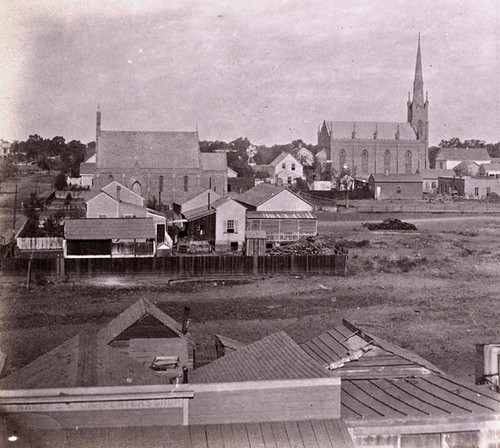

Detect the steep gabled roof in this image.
[0,299,193,389]
[323,121,417,141]
[190,331,330,384]
[65,218,156,240]
[435,147,491,161]
[235,183,312,209]
[200,152,227,171]
[98,130,200,169]
[269,151,300,167]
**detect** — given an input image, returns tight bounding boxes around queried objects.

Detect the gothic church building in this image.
[316,36,429,179]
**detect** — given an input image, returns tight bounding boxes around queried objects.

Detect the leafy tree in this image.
[22,192,44,237]
[54,171,67,190]
[229,137,251,158]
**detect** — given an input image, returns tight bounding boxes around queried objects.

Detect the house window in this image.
[282,163,286,169]
[405,151,412,173]
[227,220,235,233]
[98,214,107,218]
[361,150,369,174]
[157,224,165,243]
[196,224,205,235]
[474,187,479,196]
[123,214,134,218]
[396,185,402,194]
[287,176,292,184]
[230,242,239,251]
[291,163,296,171]
[183,176,189,192]
[384,150,391,173]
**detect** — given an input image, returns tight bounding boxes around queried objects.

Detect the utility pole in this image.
[12,184,17,235]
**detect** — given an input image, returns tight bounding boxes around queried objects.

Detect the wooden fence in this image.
[355,203,500,214]
[0,253,348,277]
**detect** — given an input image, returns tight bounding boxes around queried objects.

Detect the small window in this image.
[230,242,239,251]
[474,187,479,196]
[98,214,107,218]
[396,185,402,194]
[287,176,292,184]
[291,163,296,171]
[183,175,189,192]
[227,220,235,233]
[282,163,286,169]
[123,214,134,218]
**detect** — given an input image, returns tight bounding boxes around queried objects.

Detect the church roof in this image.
[97,131,200,169]
[324,121,417,141]
[200,152,227,171]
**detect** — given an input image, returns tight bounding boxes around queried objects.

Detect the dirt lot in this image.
[1,212,500,384]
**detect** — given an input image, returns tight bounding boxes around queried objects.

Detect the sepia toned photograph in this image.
[0,0,499,446]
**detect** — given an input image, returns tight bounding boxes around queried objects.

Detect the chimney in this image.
[182,366,189,384]
[207,192,211,210]
[116,185,121,202]
[181,306,190,334]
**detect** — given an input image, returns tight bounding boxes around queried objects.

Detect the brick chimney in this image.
[116,185,121,202]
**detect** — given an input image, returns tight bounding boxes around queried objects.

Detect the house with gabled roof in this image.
[0,299,194,390]
[191,321,500,447]
[236,183,317,244]
[435,147,491,170]
[268,152,304,185]
[93,109,227,205]
[416,168,455,194]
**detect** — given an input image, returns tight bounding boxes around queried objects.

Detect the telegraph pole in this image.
[12,184,17,235]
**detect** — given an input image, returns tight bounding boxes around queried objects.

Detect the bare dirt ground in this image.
[1,211,500,384]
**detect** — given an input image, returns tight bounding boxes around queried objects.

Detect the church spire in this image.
[412,33,424,107]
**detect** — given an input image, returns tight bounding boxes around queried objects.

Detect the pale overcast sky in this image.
[1,0,498,146]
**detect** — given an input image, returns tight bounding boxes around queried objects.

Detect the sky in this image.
[0,0,498,147]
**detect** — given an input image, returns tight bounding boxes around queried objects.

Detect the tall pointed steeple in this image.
[412,33,424,107]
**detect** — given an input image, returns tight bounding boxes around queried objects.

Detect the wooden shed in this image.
[245,230,267,256]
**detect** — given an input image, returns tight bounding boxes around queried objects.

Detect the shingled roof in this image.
[97,131,201,169]
[190,331,330,384]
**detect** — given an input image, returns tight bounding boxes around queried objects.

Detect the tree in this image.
[22,192,44,237]
[229,137,251,158]
[54,171,67,190]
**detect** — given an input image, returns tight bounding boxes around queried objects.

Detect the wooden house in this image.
[0,299,195,389]
[236,183,317,244]
[268,152,305,185]
[368,173,423,200]
[245,229,267,256]
[435,147,491,170]
[212,197,247,251]
[64,218,157,258]
[416,168,455,194]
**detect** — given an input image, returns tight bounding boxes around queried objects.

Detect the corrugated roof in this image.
[65,218,156,240]
[435,148,491,161]
[369,173,422,183]
[200,152,227,171]
[245,230,267,239]
[324,121,417,141]
[190,331,330,384]
[98,130,201,169]
[246,211,317,219]
[49,420,355,448]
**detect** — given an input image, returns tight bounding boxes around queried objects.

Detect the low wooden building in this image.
[64,218,157,258]
[438,176,500,199]
[368,173,423,200]
[245,229,267,256]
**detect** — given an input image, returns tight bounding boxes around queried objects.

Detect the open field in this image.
[1,212,500,385]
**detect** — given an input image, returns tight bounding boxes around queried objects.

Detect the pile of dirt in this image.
[268,235,342,255]
[363,218,417,231]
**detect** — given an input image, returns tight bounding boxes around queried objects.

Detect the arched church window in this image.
[384,151,391,174]
[339,150,346,170]
[183,176,189,192]
[108,175,114,181]
[132,181,142,196]
[405,151,412,173]
[159,175,164,192]
[361,150,369,174]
